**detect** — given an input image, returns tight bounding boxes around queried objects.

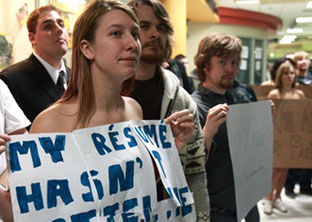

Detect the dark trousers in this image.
[285,169,312,191]
[210,205,259,222]
[245,205,260,222]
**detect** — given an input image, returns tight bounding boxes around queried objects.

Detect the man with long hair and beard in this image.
[128,0,210,221]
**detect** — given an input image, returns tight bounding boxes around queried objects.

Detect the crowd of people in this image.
[0,0,311,222]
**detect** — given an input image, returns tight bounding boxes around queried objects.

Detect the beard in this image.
[140,50,164,64]
[220,78,235,89]
[140,40,165,64]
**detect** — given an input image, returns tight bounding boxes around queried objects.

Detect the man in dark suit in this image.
[0,5,69,123]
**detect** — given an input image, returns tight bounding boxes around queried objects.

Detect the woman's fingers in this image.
[0,134,11,155]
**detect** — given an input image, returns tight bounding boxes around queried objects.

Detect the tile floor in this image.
[257,186,312,222]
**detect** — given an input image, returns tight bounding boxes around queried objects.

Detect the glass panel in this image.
[238,37,251,84]
[254,39,264,84]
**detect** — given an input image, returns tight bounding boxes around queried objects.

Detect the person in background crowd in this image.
[192,32,260,222]
[261,57,292,86]
[263,60,305,215]
[0,5,70,125]
[166,58,193,94]
[285,51,312,198]
[174,54,195,93]
[128,0,210,221]
[227,79,257,103]
[294,51,312,85]
[175,54,189,71]
[0,79,30,222]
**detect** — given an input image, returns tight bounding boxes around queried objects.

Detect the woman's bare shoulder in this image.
[295,89,306,99]
[267,89,279,99]
[30,103,77,133]
[261,80,275,86]
[123,96,143,120]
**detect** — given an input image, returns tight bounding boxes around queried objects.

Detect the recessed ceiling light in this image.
[296,17,312,23]
[287,28,303,33]
[279,40,292,44]
[236,0,260,4]
[279,35,297,44]
[283,35,297,40]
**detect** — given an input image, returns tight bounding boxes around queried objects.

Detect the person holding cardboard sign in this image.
[285,51,312,199]
[263,60,305,215]
[0,1,194,221]
[191,32,260,222]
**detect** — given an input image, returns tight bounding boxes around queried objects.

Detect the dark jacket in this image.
[167,59,193,94]
[0,54,69,123]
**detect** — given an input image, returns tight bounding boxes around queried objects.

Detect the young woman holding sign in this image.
[263,59,305,215]
[0,0,194,221]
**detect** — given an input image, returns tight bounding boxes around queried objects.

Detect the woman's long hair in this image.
[275,60,297,91]
[58,0,139,128]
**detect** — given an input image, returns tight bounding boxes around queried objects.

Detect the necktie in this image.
[57,71,66,92]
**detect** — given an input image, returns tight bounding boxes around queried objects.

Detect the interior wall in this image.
[2,0,269,73]
[186,22,268,73]
[0,0,36,64]
[0,0,74,67]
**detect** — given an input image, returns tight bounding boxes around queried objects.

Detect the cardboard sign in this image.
[249,84,312,100]
[248,84,274,100]
[297,84,312,99]
[8,120,195,222]
[227,101,273,221]
[272,99,312,168]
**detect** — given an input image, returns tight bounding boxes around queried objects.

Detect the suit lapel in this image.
[29,54,63,100]
[65,66,71,83]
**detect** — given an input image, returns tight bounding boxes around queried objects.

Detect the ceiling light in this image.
[279,35,297,44]
[282,35,297,40]
[236,0,260,4]
[307,1,312,8]
[287,28,303,33]
[296,17,312,23]
[279,39,292,44]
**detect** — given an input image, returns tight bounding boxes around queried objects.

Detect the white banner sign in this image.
[8,120,195,222]
[227,101,273,221]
